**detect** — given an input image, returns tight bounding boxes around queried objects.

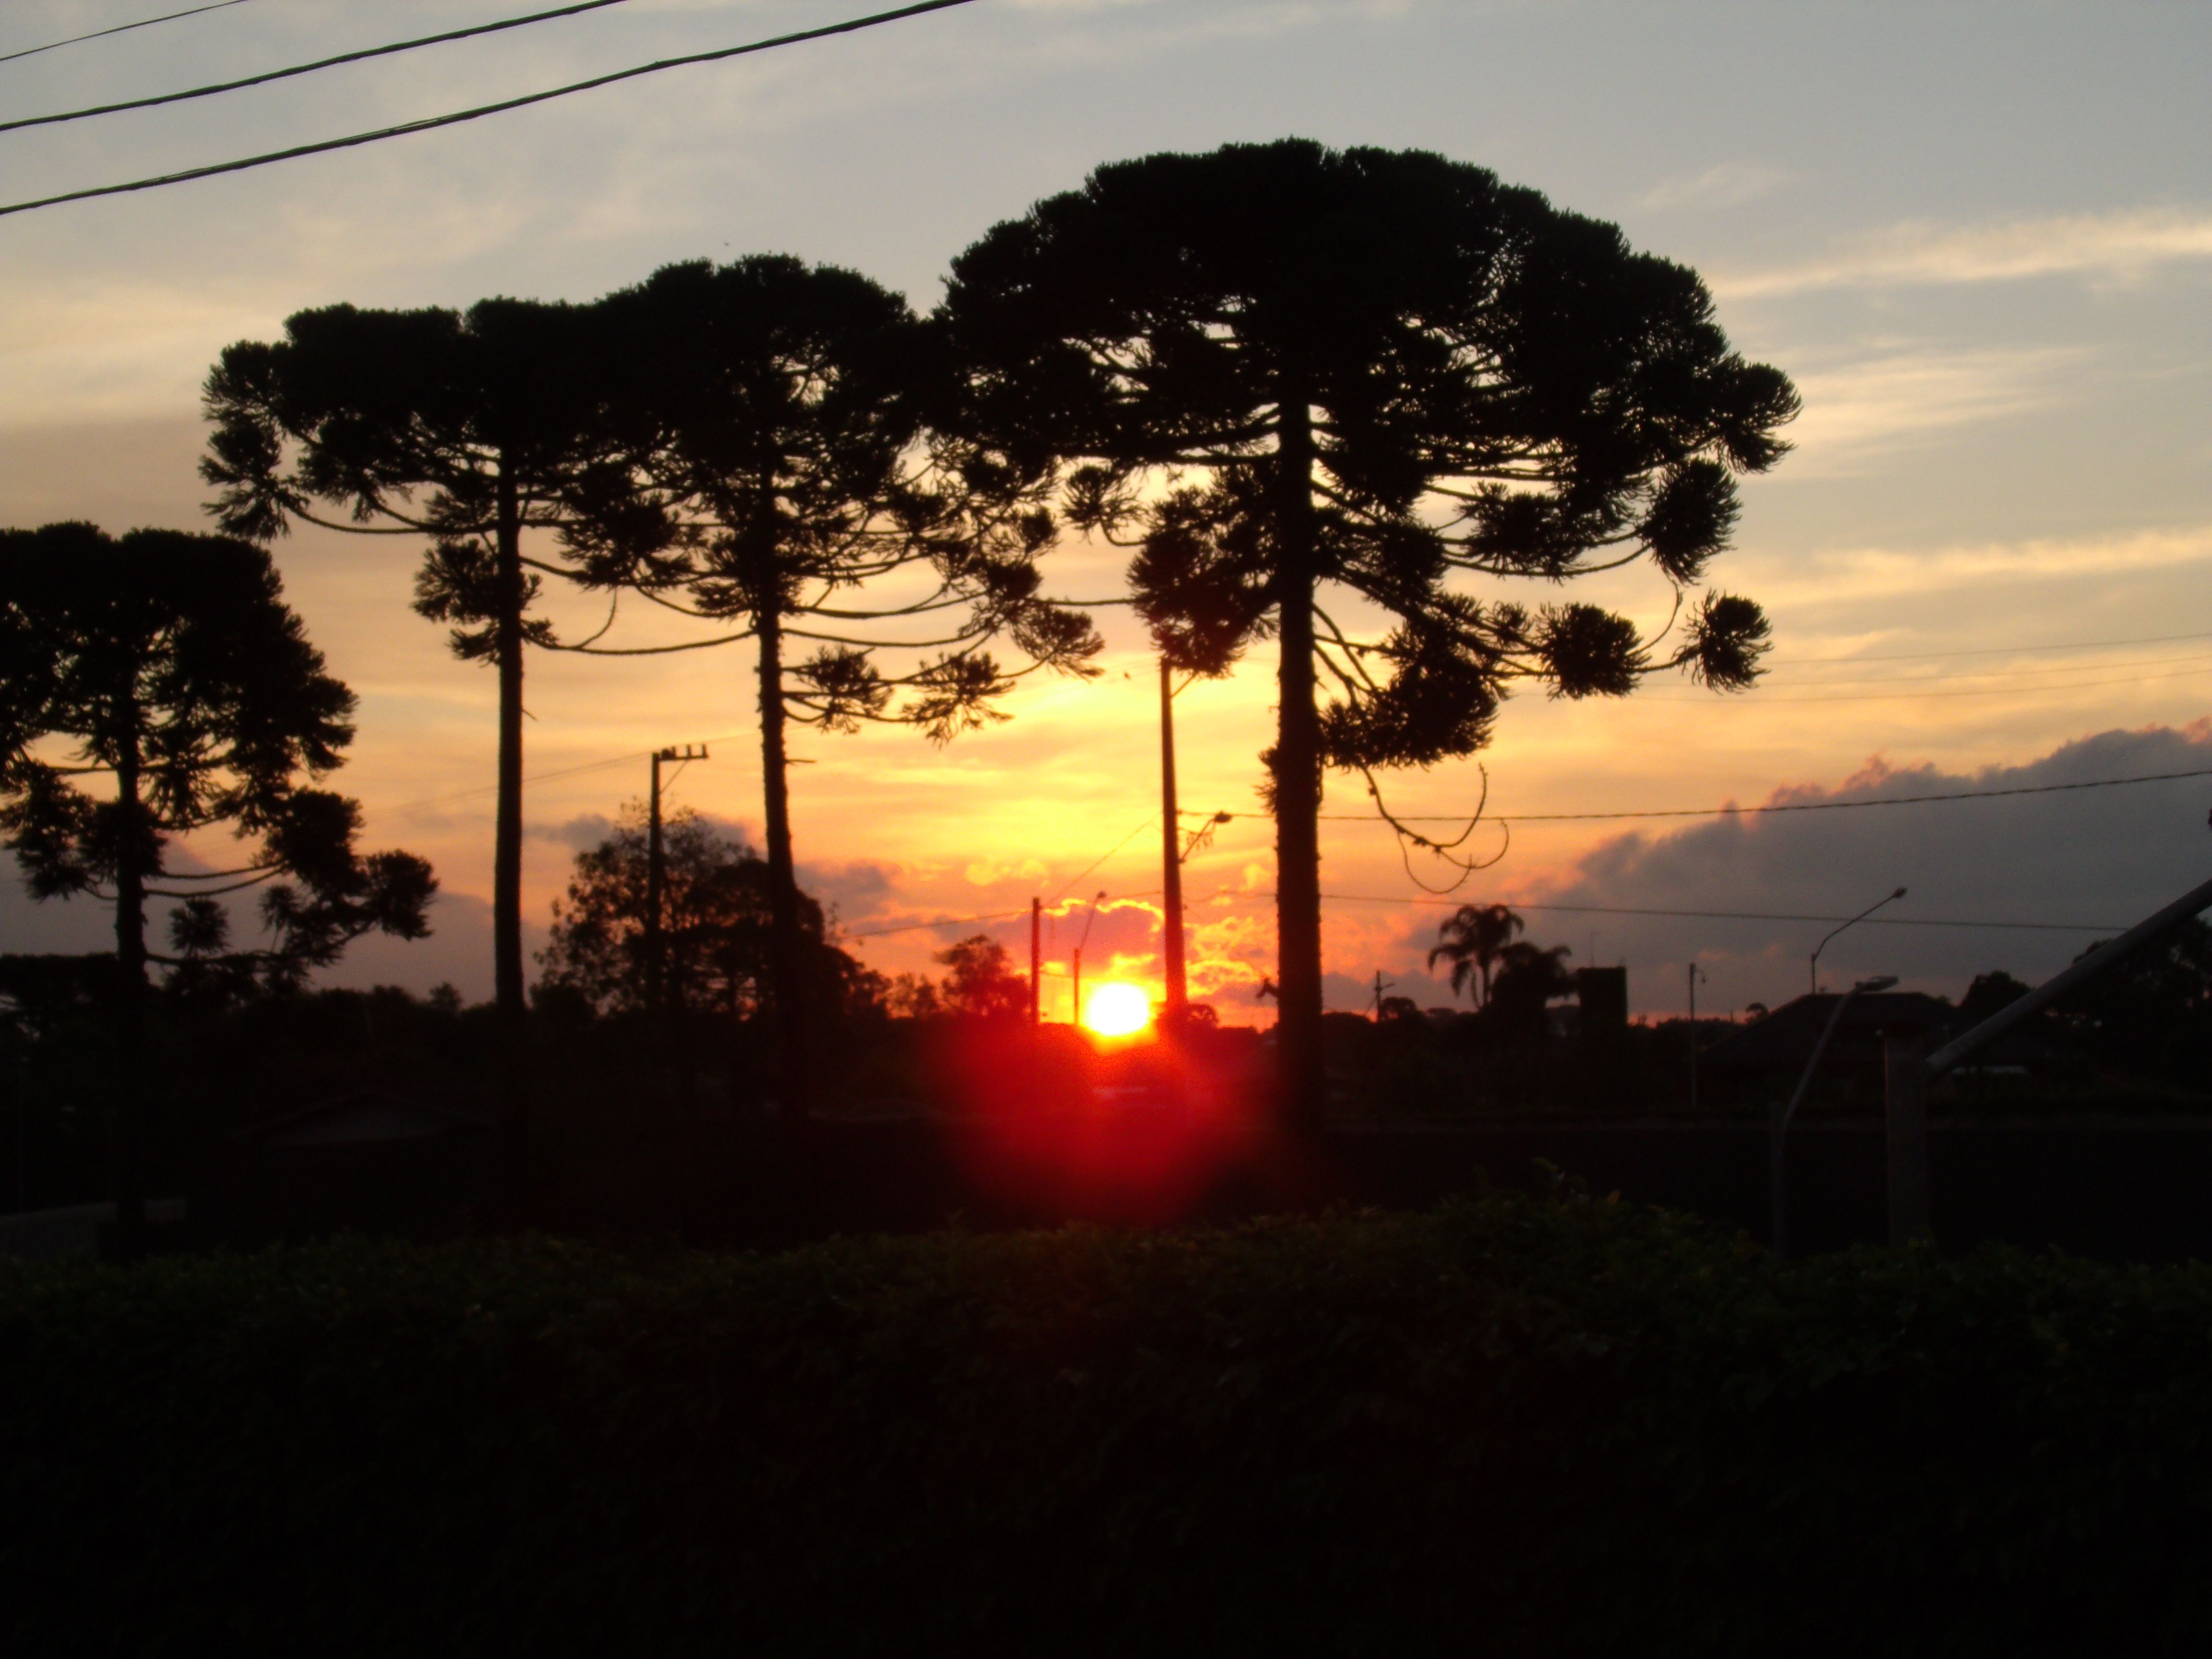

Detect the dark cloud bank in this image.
[1370,721,2212,1018]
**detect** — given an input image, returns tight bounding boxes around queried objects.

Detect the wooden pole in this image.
[645,749,666,1018]
[1160,661,1188,1019]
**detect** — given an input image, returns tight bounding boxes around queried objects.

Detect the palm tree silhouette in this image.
[1428,903,1525,1008]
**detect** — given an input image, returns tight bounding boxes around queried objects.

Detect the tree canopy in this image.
[538,805,879,1024]
[1429,902,1526,1008]
[568,256,1100,1086]
[943,139,1797,1123]
[202,297,630,1037]
[0,522,434,981]
[0,522,434,1245]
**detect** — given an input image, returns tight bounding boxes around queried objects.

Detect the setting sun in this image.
[1083,982,1153,1038]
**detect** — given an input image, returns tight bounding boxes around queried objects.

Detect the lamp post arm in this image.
[1810,887,1906,995]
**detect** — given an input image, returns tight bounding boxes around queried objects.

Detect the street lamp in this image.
[1810,887,1906,996]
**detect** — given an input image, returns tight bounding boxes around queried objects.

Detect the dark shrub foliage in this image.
[7,1193,2212,1656]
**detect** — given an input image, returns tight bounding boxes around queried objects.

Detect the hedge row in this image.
[7,1191,2212,1657]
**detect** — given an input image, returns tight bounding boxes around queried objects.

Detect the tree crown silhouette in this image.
[943,139,1796,1122]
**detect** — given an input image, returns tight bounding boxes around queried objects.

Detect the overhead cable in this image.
[1303,892,2131,934]
[0,0,249,66]
[1194,764,2212,826]
[0,0,982,218]
[2,0,637,135]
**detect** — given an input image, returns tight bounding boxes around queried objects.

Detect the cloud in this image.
[1731,521,2212,614]
[529,813,616,853]
[1779,346,2079,475]
[1717,208,2212,299]
[805,858,899,928]
[1447,721,2212,1017]
[1635,162,1790,213]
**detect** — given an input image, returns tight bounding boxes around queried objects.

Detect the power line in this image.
[845,887,1165,944]
[845,906,1032,941]
[382,730,751,816]
[1196,765,2212,826]
[1305,892,2131,934]
[0,0,982,218]
[3,0,637,135]
[1048,816,1155,905]
[846,883,2134,946]
[0,0,249,66]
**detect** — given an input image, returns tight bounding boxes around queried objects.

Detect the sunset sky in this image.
[4,0,2210,1022]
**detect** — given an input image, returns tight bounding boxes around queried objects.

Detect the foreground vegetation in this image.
[7,1191,2212,1656]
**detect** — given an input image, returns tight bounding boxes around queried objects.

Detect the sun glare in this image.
[1083,982,1152,1038]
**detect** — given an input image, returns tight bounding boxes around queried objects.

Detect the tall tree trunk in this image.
[493,464,529,1176]
[1159,660,1188,1021]
[1272,390,1326,1131]
[111,728,147,1258]
[756,607,807,1110]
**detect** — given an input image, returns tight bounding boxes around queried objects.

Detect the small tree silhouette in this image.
[0,523,434,1250]
[539,805,878,1023]
[932,934,1029,1022]
[1428,902,1525,1008]
[943,140,1796,1126]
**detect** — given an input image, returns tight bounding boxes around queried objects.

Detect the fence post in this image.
[1884,1028,1931,1245]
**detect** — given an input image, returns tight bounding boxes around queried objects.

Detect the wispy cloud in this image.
[1635,162,1790,213]
[1738,521,2212,612]
[1718,208,2212,298]
[1780,345,2080,474]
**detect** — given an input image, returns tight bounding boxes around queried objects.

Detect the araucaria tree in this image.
[944,140,1797,1125]
[581,257,1100,1091]
[0,523,435,1248]
[200,299,631,1070]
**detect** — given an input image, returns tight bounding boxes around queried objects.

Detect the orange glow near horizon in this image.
[1083,982,1153,1037]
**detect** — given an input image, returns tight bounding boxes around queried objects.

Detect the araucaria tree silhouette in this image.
[201,298,631,1122]
[0,523,434,1251]
[579,257,1100,1095]
[944,140,1797,1126]
[1430,902,1526,1008]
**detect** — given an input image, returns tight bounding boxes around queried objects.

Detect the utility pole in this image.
[1159,661,1189,1020]
[1371,968,1394,1022]
[1030,897,1042,1028]
[646,744,709,1018]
